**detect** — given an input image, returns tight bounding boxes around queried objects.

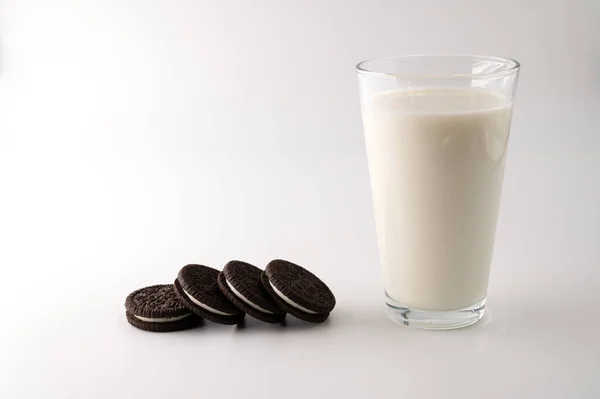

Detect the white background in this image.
[1,1,599,398]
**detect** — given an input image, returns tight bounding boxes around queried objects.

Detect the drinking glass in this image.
[356,54,520,329]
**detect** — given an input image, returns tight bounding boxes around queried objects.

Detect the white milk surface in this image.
[362,87,513,311]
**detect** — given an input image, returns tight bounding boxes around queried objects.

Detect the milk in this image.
[361,87,512,311]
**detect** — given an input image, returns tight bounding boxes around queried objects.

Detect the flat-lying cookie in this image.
[217,260,286,324]
[174,264,244,325]
[125,284,199,332]
[262,259,336,323]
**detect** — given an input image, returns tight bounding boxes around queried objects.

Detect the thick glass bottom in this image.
[385,294,486,330]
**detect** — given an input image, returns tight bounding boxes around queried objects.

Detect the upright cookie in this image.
[174,264,244,325]
[262,259,336,323]
[217,260,286,324]
[124,284,199,332]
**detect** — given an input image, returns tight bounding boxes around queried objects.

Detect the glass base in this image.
[385,295,486,330]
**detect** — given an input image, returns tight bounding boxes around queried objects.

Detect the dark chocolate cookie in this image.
[124,284,199,332]
[217,260,286,324]
[174,264,244,325]
[261,271,330,323]
[262,259,335,323]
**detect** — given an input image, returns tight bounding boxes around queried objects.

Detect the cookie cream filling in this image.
[268,280,319,314]
[134,313,191,323]
[183,288,235,316]
[225,278,274,314]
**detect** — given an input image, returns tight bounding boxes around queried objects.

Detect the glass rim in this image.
[355,54,520,79]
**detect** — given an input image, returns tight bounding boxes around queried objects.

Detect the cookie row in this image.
[124,259,336,332]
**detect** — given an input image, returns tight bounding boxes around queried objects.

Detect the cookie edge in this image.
[265,259,336,314]
[218,271,286,324]
[125,311,200,332]
[260,271,330,323]
[174,278,244,325]
[223,260,286,315]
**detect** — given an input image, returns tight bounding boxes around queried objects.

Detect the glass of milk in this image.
[357,54,520,329]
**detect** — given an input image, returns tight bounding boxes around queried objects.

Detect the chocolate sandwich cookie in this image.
[217,260,286,324]
[262,259,336,323]
[174,264,244,325]
[125,284,199,332]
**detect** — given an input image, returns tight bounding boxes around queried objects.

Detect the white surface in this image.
[0,1,599,398]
